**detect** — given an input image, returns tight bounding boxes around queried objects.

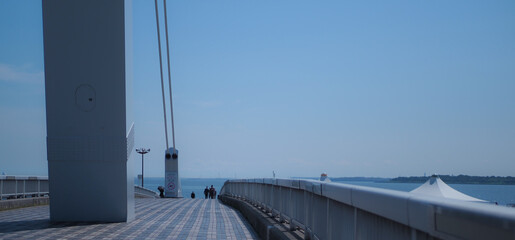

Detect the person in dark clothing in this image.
[204,186,209,199]
[191,191,195,199]
[209,185,215,199]
[157,186,165,198]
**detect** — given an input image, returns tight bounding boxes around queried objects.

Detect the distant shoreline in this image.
[330,177,390,182]
[389,175,515,185]
[302,175,515,185]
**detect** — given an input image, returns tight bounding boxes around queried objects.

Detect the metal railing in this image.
[0,176,49,200]
[0,175,159,200]
[221,178,515,240]
[134,185,158,198]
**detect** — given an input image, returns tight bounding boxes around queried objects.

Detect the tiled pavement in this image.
[0,198,258,239]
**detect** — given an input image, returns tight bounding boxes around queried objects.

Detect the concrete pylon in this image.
[164,148,182,198]
[42,0,134,222]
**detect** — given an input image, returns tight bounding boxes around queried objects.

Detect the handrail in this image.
[221,178,515,240]
[134,185,158,198]
[0,175,49,200]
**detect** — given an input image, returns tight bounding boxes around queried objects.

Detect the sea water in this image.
[333,180,515,205]
[136,177,227,199]
[135,178,515,205]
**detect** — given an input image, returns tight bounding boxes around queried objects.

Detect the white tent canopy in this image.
[410,175,487,202]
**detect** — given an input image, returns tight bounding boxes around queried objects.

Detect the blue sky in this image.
[1,0,515,178]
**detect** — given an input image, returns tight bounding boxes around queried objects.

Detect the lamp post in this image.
[136,148,150,187]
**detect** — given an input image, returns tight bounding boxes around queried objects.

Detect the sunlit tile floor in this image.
[0,198,258,239]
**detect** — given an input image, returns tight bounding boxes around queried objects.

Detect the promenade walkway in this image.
[0,198,258,239]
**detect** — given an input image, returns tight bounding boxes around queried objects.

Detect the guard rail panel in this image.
[221,178,515,240]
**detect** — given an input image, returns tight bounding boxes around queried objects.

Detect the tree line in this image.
[390,175,515,185]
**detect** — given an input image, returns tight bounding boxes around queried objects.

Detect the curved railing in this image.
[134,185,158,198]
[221,178,515,240]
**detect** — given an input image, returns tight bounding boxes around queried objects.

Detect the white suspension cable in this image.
[154,0,169,151]
[163,0,176,151]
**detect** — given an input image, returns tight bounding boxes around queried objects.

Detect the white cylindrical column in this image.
[164,148,182,198]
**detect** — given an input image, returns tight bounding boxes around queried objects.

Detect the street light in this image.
[136,148,150,187]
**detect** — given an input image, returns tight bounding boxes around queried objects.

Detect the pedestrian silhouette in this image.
[204,186,209,199]
[209,185,215,199]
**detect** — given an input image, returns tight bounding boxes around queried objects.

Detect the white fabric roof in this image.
[410,176,486,202]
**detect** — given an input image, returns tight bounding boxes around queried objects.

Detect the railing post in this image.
[270,183,273,213]
[310,186,315,240]
[326,198,330,239]
[411,228,417,240]
[303,189,309,240]
[279,185,286,223]
[353,207,357,239]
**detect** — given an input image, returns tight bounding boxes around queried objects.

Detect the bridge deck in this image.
[0,198,258,239]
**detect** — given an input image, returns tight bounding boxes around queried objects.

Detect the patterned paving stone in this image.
[0,198,258,239]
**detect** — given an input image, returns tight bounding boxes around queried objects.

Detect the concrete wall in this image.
[0,197,50,211]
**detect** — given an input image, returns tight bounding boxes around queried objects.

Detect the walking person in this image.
[204,186,209,199]
[209,185,215,199]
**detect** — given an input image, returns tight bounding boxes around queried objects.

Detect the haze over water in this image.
[139,177,515,206]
